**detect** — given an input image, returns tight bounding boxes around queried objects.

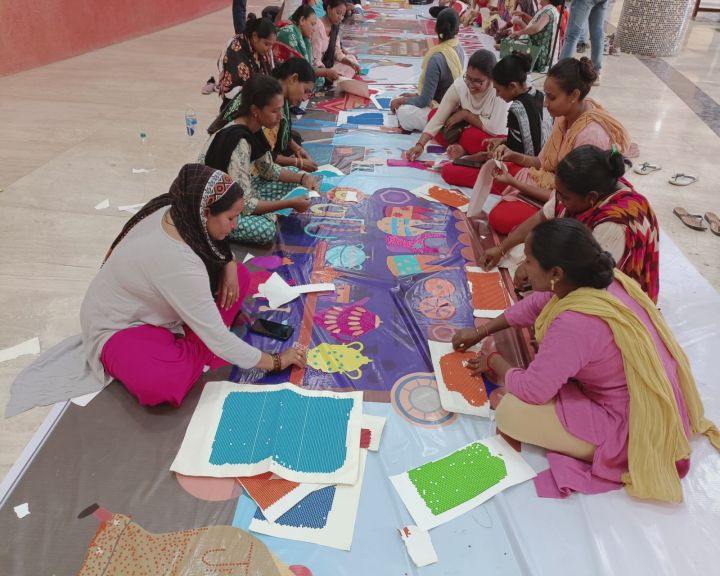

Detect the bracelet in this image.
[271,353,282,372]
[300,173,307,186]
[486,351,504,371]
[475,324,489,341]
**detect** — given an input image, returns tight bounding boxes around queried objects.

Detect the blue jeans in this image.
[559,0,609,72]
[233,0,246,34]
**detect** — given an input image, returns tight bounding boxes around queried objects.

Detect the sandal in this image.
[669,173,698,186]
[673,207,707,231]
[705,212,720,236]
[633,162,661,175]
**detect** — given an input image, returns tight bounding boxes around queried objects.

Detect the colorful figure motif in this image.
[377,217,432,237]
[418,297,456,320]
[305,218,365,239]
[385,205,445,222]
[310,203,348,218]
[324,243,368,270]
[327,187,366,204]
[439,350,488,407]
[385,232,446,254]
[314,297,382,341]
[307,342,372,380]
[387,255,454,277]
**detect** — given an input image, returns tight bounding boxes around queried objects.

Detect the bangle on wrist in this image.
[300,173,307,185]
[272,353,281,372]
[486,351,504,371]
[475,324,489,341]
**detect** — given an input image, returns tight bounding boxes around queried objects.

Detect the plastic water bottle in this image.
[185,106,198,138]
[132,132,155,174]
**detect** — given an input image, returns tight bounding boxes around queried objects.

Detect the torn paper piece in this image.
[117,203,145,215]
[249,449,368,550]
[14,503,30,519]
[344,190,359,202]
[314,164,345,176]
[361,414,386,452]
[0,337,40,364]
[242,253,256,264]
[399,525,438,567]
[258,272,335,309]
[390,436,536,530]
[308,190,320,198]
[71,390,103,407]
[239,473,329,523]
[94,199,110,210]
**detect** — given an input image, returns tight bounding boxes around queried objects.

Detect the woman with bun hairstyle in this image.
[441,51,552,188]
[218,15,277,112]
[391,9,465,132]
[482,144,660,301]
[452,218,719,502]
[484,57,631,235]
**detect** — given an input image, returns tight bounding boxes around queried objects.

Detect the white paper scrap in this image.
[315,164,345,176]
[308,190,321,198]
[0,337,40,364]
[71,390,103,407]
[399,525,438,567]
[242,253,256,264]
[344,190,358,202]
[94,199,110,210]
[258,272,335,308]
[117,203,145,215]
[14,503,30,519]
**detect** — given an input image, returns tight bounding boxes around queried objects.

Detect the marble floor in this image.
[0,3,719,482]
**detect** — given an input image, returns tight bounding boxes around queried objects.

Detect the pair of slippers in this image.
[673,208,720,235]
[634,162,698,186]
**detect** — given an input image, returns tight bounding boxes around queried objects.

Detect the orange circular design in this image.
[418,296,456,320]
[458,232,472,246]
[461,246,476,261]
[423,277,456,297]
[327,187,365,204]
[454,220,467,233]
[452,209,465,219]
[428,324,457,342]
[175,473,243,502]
[391,372,457,428]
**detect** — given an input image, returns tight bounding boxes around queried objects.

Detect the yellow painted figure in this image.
[307,342,372,380]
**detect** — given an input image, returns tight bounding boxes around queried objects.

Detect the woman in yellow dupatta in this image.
[483,57,631,235]
[452,219,719,502]
[391,9,464,132]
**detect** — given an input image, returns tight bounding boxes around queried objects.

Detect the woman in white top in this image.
[80,164,306,407]
[406,49,509,162]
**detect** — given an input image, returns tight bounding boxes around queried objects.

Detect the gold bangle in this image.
[475,325,489,341]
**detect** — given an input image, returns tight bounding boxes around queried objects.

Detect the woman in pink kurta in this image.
[311,0,359,83]
[451,219,708,500]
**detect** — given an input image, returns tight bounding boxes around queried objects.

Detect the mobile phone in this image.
[249,318,294,341]
[453,156,486,169]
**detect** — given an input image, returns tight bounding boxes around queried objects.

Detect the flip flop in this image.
[669,173,698,186]
[704,212,720,236]
[633,162,661,175]
[673,207,707,231]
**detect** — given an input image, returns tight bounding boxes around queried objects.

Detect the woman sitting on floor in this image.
[482,145,660,301]
[453,218,719,501]
[311,0,360,85]
[483,57,630,235]
[80,164,307,407]
[203,74,319,245]
[506,0,560,72]
[391,9,465,132]
[406,49,509,161]
[218,15,277,112]
[441,51,552,188]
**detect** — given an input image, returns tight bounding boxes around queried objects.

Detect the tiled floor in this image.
[0,3,718,482]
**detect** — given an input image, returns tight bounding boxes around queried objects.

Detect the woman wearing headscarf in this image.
[406,49,509,161]
[218,15,277,112]
[80,164,306,407]
[203,74,319,245]
[391,9,465,132]
[453,218,719,502]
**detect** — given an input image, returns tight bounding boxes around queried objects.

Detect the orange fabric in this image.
[466,270,512,310]
[427,185,470,209]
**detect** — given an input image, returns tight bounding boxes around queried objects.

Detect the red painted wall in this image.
[0,0,229,76]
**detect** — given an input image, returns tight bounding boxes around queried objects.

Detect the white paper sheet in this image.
[0,337,40,364]
[467,161,494,219]
[361,414,386,452]
[117,203,145,215]
[399,525,438,567]
[258,272,335,308]
[70,390,102,407]
[249,450,368,550]
[13,503,30,518]
[428,339,490,417]
[94,198,110,210]
[170,382,363,484]
[390,436,536,530]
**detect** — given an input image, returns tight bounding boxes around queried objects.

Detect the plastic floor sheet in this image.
[1,5,720,575]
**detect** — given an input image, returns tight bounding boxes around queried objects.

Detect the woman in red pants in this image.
[80,164,306,407]
[405,49,509,162]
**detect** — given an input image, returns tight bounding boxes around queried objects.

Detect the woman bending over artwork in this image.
[452,218,719,502]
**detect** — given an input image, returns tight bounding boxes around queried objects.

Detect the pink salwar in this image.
[101,265,251,407]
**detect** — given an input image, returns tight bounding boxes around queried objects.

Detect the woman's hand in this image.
[452,327,481,351]
[492,161,515,186]
[446,144,466,160]
[446,109,469,127]
[301,174,320,190]
[485,138,505,155]
[323,68,341,82]
[492,144,522,165]
[513,263,530,290]
[279,346,307,370]
[288,197,311,213]
[466,352,490,376]
[390,97,407,113]
[296,152,318,173]
[481,246,503,270]
[406,143,424,162]
[216,261,240,310]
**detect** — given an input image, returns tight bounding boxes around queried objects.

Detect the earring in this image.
[550,278,556,292]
